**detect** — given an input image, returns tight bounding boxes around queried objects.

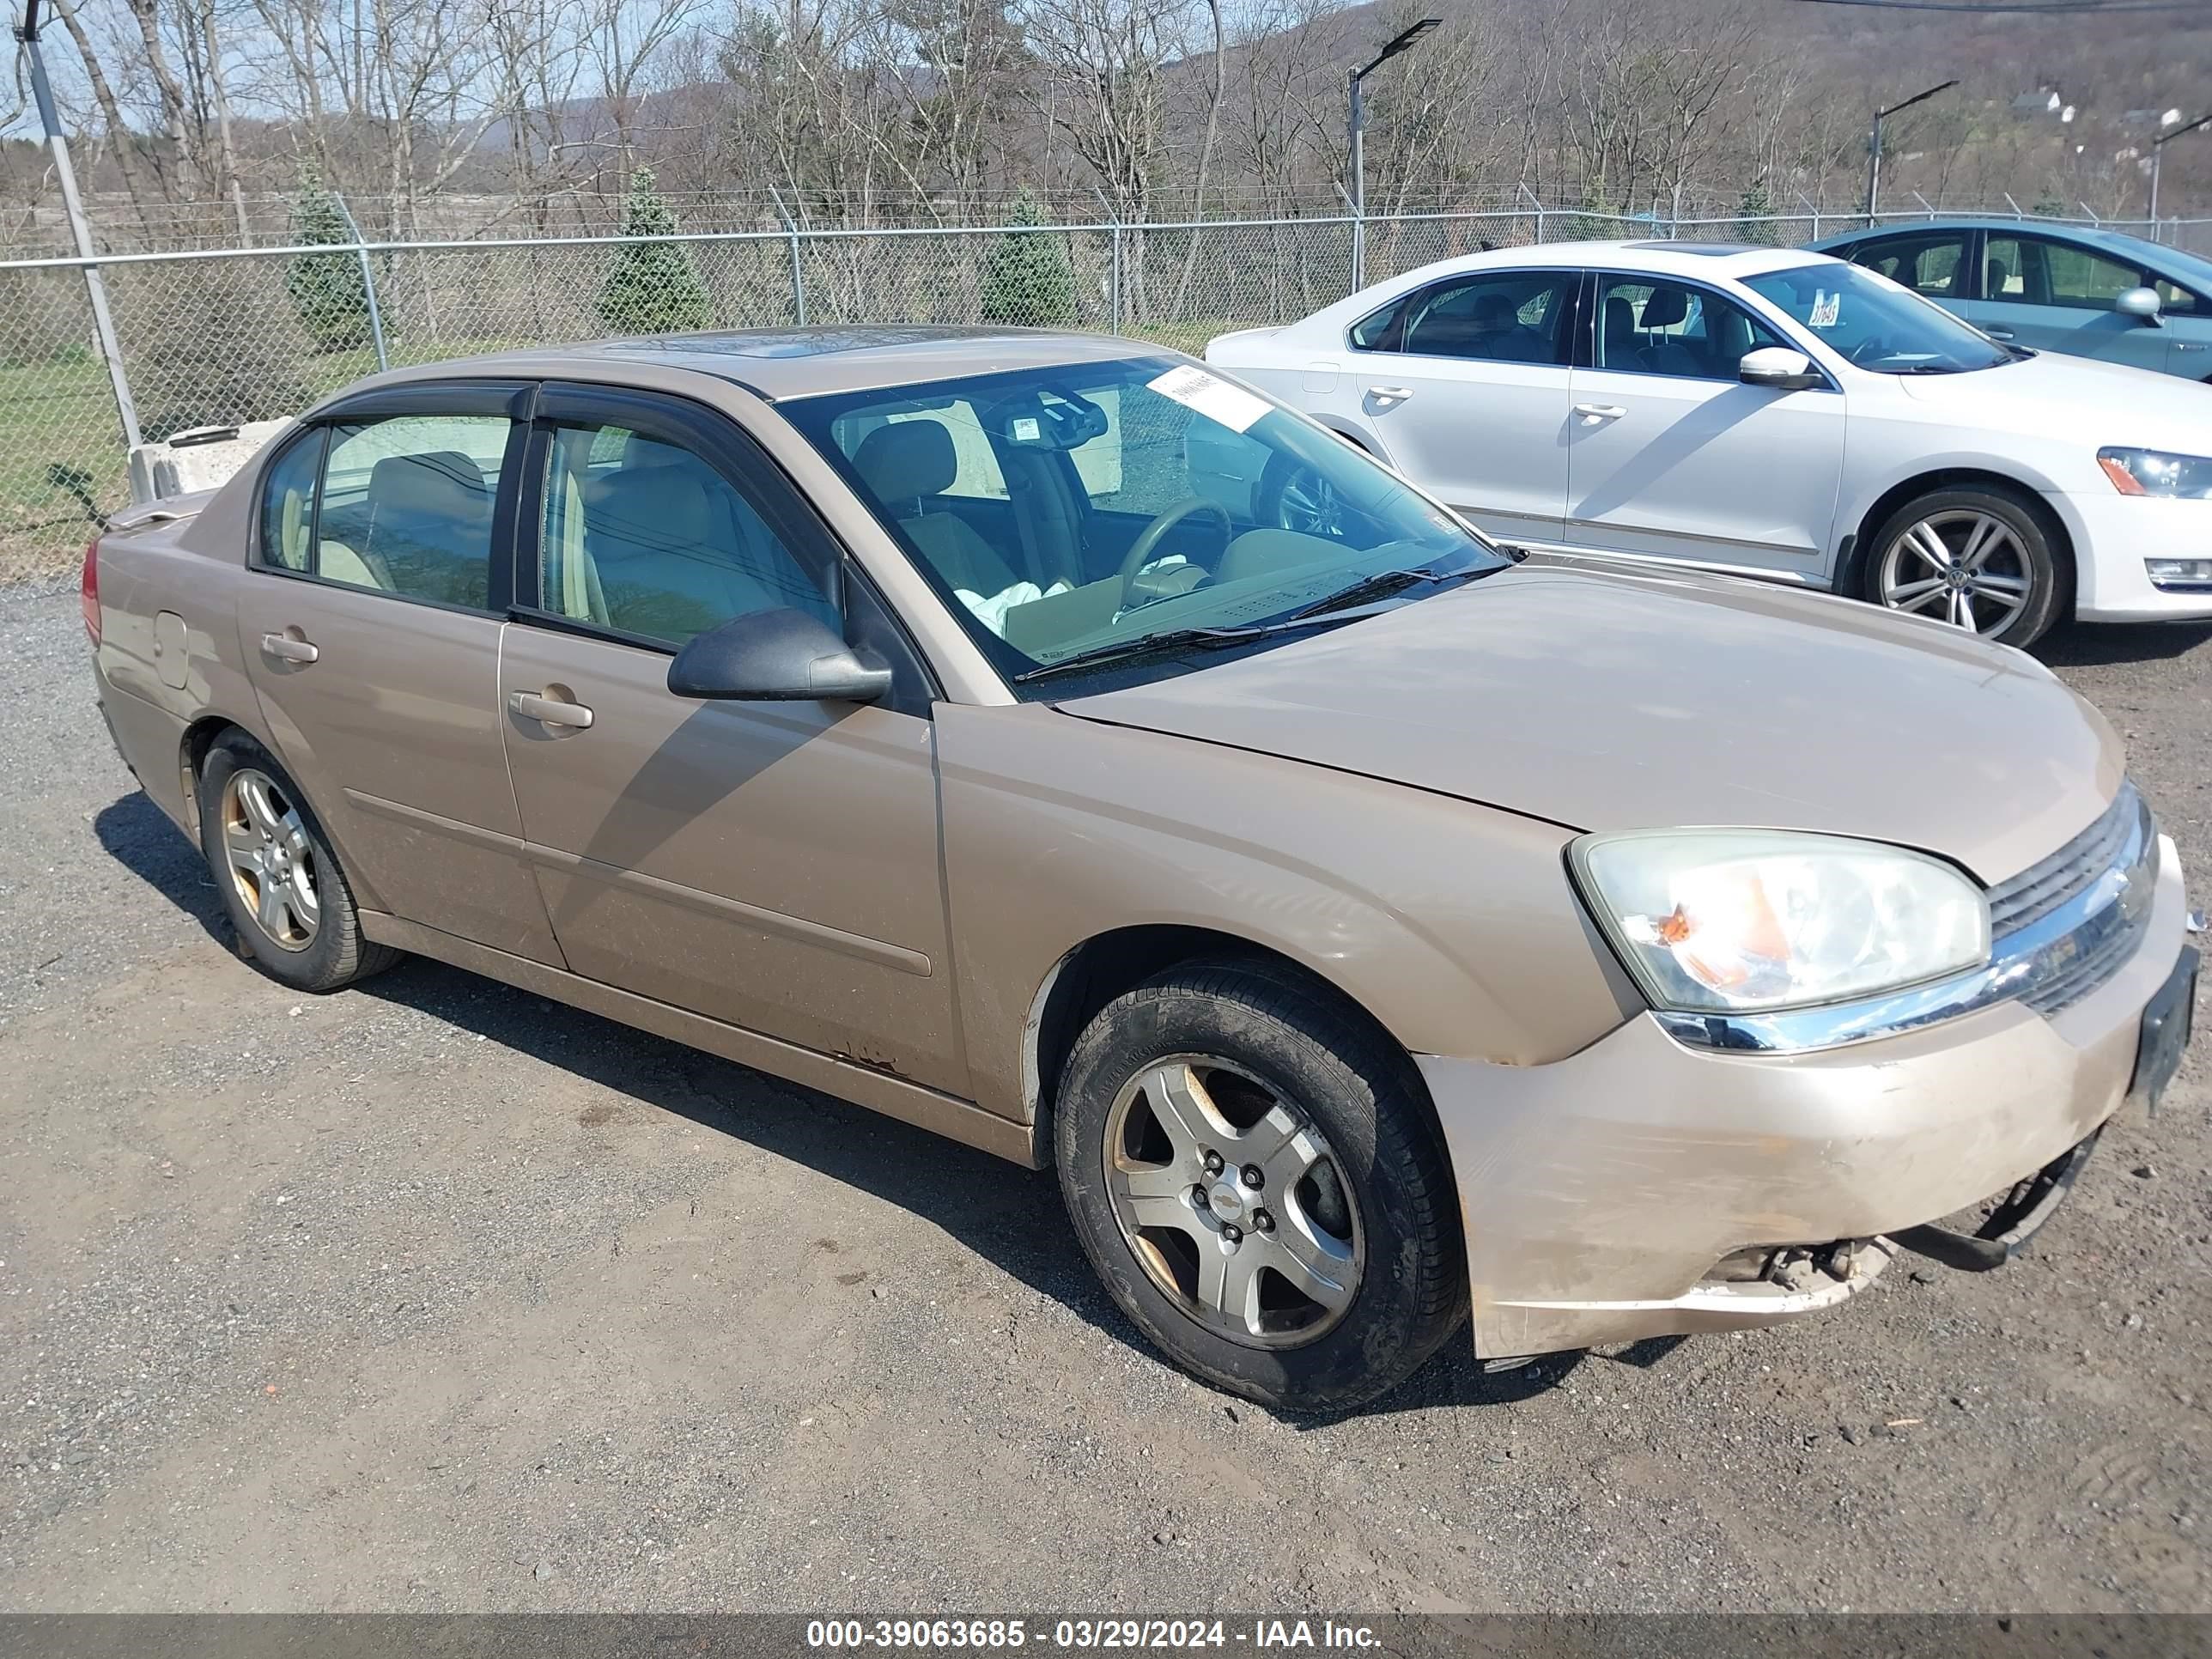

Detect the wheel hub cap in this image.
[1206,1178,1247,1224]
[220,769,321,953]
[1877,508,2033,637]
[1103,1056,1363,1350]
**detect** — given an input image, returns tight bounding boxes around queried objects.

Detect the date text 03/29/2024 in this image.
[805,1619,1382,1649]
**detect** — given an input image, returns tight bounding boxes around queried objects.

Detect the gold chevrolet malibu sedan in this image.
[87,330,2198,1411]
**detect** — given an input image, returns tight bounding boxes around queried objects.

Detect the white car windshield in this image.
[1742,262,2017,374]
[786,356,1513,692]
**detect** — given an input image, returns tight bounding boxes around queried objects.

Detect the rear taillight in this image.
[80,538,100,646]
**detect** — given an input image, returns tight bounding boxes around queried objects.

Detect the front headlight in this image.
[1570,830,1990,1015]
[2099,447,2212,499]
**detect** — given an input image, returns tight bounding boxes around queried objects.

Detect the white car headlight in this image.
[1570,830,1990,1015]
[2099,446,2212,499]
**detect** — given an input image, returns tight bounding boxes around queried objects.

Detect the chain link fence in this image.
[3,201,2203,591]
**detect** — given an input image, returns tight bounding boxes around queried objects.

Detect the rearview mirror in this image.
[2117,286,2163,325]
[1739,347,1822,391]
[666,607,892,703]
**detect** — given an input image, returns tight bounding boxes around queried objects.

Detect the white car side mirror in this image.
[1739,347,1822,391]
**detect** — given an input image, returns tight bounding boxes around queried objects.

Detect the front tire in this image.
[1863,484,2067,647]
[1054,958,1465,1412]
[198,731,399,993]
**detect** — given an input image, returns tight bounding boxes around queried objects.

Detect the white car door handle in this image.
[509,690,594,729]
[1573,404,1627,421]
[1366,386,1414,406]
[259,632,319,665]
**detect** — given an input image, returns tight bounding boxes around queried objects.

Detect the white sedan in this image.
[1206,240,2212,646]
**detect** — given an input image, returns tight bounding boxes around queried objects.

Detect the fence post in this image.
[21,16,141,451]
[1335,182,1365,291]
[1092,188,1121,334]
[1518,181,1544,244]
[331,195,388,372]
[769,187,807,325]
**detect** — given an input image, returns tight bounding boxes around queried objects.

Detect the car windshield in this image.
[1742,261,2016,374]
[781,356,1510,693]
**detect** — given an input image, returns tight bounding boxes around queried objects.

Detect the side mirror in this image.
[666,607,892,703]
[1739,346,1822,391]
[2117,286,2164,325]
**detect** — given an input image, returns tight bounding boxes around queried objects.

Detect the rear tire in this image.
[198,731,400,993]
[1054,957,1465,1413]
[1862,484,2067,647]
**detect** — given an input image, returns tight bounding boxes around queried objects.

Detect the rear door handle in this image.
[1365,386,1413,406]
[259,632,319,664]
[1984,327,2016,340]
[1573,403,1627,421]
[509,690,594,729]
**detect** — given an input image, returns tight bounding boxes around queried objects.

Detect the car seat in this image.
[853,421,1022,597]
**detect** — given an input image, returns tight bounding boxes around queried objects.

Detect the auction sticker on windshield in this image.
[1147,363,1271,433]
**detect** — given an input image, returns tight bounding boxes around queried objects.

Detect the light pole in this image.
[15,0,141,449]
[2150,112,2212,228]
[1348,17,1440,290]
[1864,80,1957,228]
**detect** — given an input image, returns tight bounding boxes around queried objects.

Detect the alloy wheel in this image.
[1102,1055,1363,1348]
[1876,508,2034,637]
[221,768,320,951]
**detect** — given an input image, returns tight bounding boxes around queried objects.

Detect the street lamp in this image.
[1348,17,1440,289]
[1864,80,1958,228]
[2150,111,2212,227]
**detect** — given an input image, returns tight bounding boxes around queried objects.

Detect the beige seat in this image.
[852,421,1022,596]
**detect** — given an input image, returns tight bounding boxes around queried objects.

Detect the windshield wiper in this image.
[1012,562,1488,684]
[1279,562,1478,623]
[1012,623,1294,684]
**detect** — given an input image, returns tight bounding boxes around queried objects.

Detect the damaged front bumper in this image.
[1418,836,2194,1362]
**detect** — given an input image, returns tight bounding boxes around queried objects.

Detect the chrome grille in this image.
[1989,783,2144,936]
[1986,783,2159,1017]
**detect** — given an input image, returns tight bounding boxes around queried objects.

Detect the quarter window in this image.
[1593,276,1785,380]
[538,421,837,647]
[258,432,319,574]
[2152,276,2199,314]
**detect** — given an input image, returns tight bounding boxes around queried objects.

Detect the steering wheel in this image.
[1116,497,1233,607]
[1846,335,1893,367]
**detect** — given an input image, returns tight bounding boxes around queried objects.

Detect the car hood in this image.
[1058,562,2124,884]
[1897,349,2212,447]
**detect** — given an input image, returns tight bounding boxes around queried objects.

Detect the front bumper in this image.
[2054,492,2212,623]
[1419,834,2192,1360]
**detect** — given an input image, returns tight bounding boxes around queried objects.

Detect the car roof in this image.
[1812,218,2179,264]
[1373,239,1836,288]
[348,326,1171,403]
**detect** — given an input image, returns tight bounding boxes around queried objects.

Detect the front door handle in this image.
[509,690,594,729]
[259,632,319,664]
[1573,403,1627,421]
[1365,386,1414,406]
[1984,327,2016,340]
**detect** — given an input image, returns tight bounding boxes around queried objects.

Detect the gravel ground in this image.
[1,589,2208,1615]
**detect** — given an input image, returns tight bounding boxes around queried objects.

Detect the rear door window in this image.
[259,412,514,611]
[1843,234,1968,298]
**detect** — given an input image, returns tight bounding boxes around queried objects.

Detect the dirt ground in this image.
[2,590,2208,1614]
